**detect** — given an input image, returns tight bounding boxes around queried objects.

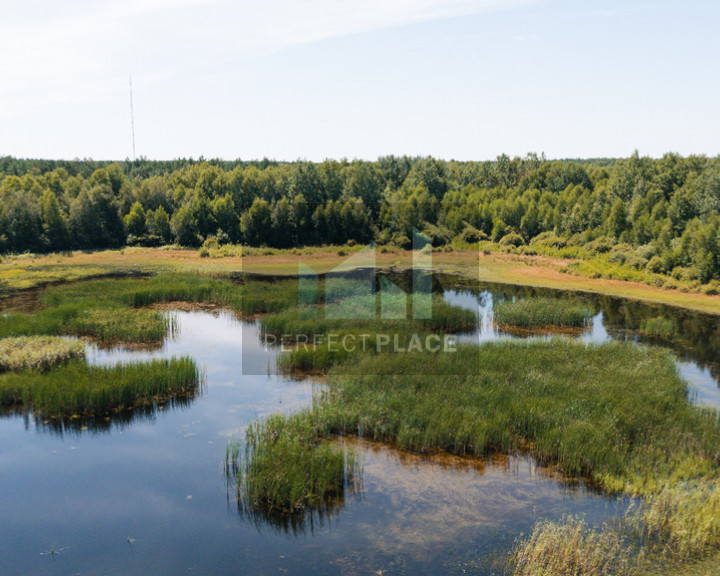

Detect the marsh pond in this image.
[1,272,719,575]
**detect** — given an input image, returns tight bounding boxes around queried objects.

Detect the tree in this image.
[241,198,272,246]
[211,194,239,242]
[271,197,295,247]
[608,199,628,239]
[124,202,147,238]
[69,185,125,249]
[151,206,172,243]
[40,190,69,251]
[345,162,383,214]
[171,203,201,247]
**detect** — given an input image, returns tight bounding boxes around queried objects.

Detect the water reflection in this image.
[2,392,200,437]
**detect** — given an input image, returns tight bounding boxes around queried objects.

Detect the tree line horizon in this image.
[2,152,720,284]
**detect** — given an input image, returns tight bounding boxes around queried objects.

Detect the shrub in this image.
[458,225,485,245]
[584,236,615,254]
[646,256,665,274]
[499,232,526,247]
[530,231,566,249]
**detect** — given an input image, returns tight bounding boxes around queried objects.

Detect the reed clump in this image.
[233,412,360,515]
[494,297,594,328]
[0,336,85,372]
[510,517,633,576]
[633,481,720,561]
[639,316,677,340]
[0,357,201,417]
[511,482,720,576]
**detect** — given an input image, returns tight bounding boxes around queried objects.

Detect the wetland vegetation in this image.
[0,357,201,418]
[493,297,594,329]
[2,268,720,574]
[0,335,85,372]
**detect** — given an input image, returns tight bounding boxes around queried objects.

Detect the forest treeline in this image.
[2,153,720,284]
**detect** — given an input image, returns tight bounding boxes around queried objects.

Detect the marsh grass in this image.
[308,340,720,491]
[633,482,720,561]
[0,274,300,343]
[278,345,352,373]
[0,357,201,417]
[0,336,85,372]
[230,412,361,523]
[260,295,477,340]
[512,482,720,576]
[639,316,677,340]
[510,517,633,576]
[494,297,594,328]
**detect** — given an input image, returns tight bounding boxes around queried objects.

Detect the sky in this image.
[0,0,718,161]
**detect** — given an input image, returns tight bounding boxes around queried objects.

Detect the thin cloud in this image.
[0,0,541,119]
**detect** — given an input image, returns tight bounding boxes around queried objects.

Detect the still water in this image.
[2,277,719,575]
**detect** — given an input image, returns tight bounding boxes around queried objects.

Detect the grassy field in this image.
[3,246,720,315]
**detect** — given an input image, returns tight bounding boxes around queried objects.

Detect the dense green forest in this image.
[2,153,720,285]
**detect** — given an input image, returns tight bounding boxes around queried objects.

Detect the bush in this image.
[126,234,164,247]
[701,280,720,295]
[626,254,649,270]
[458,225,485,245]
[499,232,526,247]
[530,231,566,249]
[202,236,220,250]
[391,234,412,250]
[671,266,696,282]
[423,223,454,246]
[646,256,665,274]
[584,236,615,254]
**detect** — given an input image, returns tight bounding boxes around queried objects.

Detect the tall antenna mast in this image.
[129,74,136,160]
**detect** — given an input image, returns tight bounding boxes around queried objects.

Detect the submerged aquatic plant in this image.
[0,336,85,372]
[494,297,594,329]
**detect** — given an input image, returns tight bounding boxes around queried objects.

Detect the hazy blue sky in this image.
[1,0,718,161]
